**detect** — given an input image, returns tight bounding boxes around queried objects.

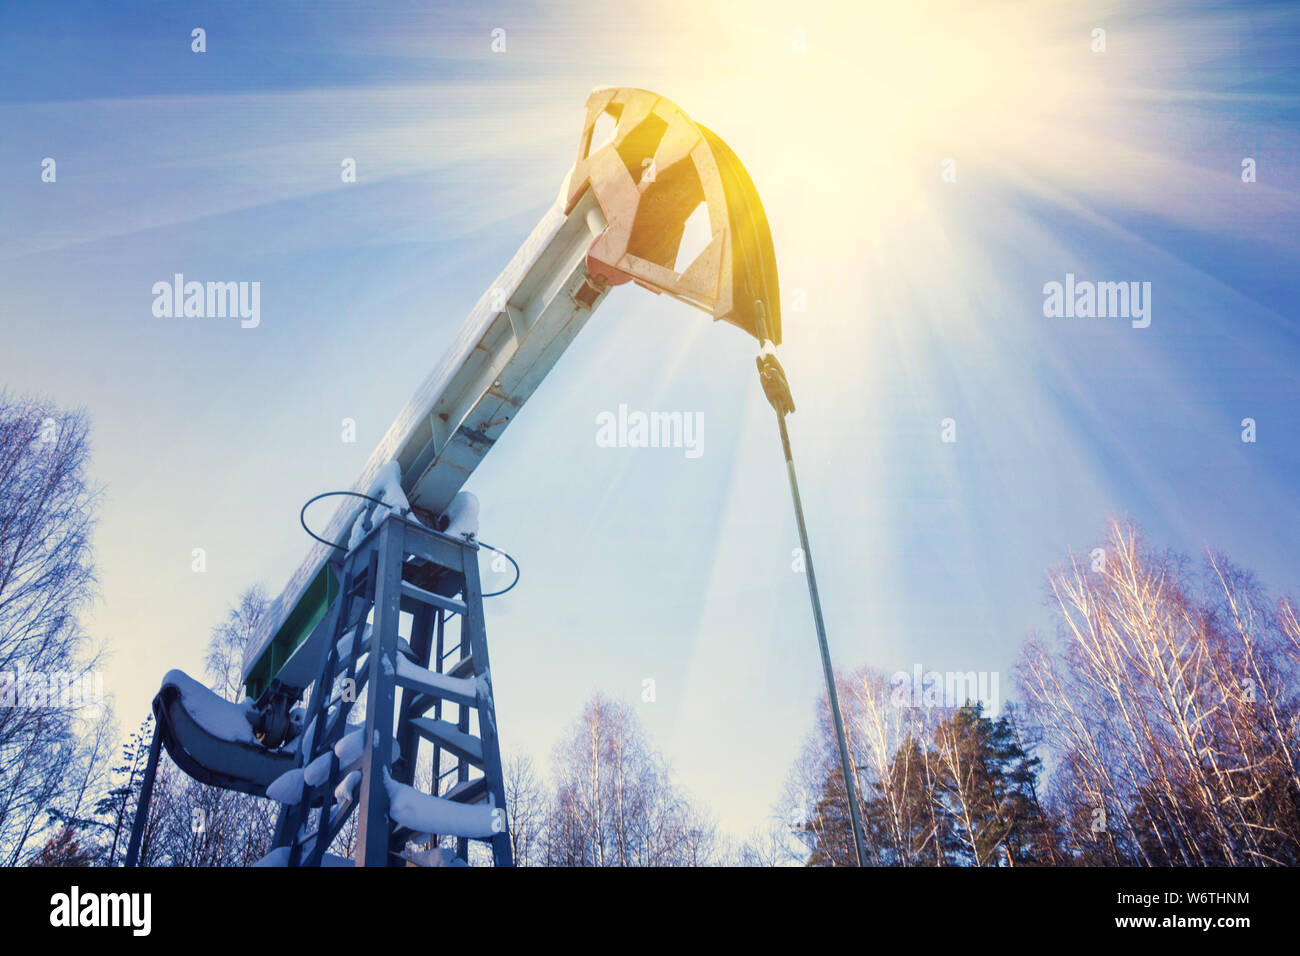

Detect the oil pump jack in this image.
[127,87,867,867]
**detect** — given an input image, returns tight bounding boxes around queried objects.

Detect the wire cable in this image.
[299,490,520,598]
[476,541,520,598]
[299,490,390,552]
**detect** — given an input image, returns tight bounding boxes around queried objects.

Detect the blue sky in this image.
[2,0,1297,840]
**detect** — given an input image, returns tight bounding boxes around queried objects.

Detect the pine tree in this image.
[931,702,1060,865]
[803,702,1061,866]
[805,765,858,866]
[92,716,156,866]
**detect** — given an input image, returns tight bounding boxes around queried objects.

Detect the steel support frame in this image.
[348,514,512,867]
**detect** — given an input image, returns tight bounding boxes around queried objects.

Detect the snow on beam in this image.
[383,770,499,839]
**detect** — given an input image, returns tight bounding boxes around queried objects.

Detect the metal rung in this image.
[411,718,483,766]
[395,669,478,709]
[406,692,440,717]
[446,655,474,680]
[444,777,488,805]
[399,580,467,615]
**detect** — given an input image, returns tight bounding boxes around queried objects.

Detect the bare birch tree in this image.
[544,693,719,866]
[0,394,109,864]
[1016,518,1300,865]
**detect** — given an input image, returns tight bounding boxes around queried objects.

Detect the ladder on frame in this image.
[264,512,512,867]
